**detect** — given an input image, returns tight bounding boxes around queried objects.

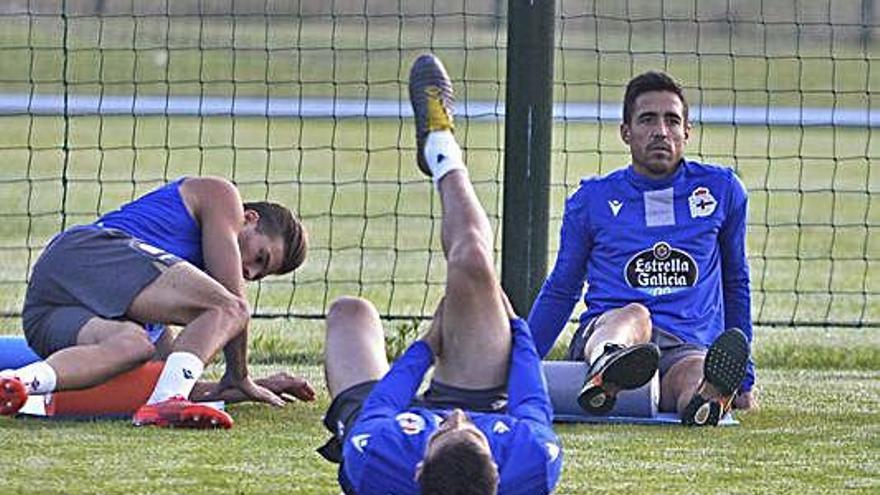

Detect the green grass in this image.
[2,4,880,104]
[1,329,878,494]
[0,7,877,325]
[0,115,876,325]
[0,8,877,492]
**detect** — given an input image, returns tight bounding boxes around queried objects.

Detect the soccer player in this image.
[317,54,562,495]
[528,71,756,426]
[0,176,308,428]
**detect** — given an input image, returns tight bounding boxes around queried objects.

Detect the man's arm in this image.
[181,177,279,404]
[719,172,756,400]
[527,187,593,357]
[357,340,434,422]
[506,319,554,425]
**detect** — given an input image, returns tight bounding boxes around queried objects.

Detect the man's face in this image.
[621,90,690,179]
[238,211,285,281]
[424,408,491,459]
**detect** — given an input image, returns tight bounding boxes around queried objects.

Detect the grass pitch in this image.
[1,325,878,494]
[0,8,878,493]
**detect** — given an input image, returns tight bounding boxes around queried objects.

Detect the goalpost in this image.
[0,0,876,329]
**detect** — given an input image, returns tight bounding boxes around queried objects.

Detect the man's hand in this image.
[420,297,444,357]
[192,372,316,404]
[254,373,316,403]
[734,389,759,411]
[499,290,517,320]
[210,374,286,407]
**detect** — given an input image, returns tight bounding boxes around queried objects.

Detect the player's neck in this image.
[631,160,681,180]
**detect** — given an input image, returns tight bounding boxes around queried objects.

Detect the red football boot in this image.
[132,395,233,429]
[0,376,28,416]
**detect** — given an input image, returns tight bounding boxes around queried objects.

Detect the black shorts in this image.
[22,226,181,358]
[317,379,508,465]
[567,317,707,377]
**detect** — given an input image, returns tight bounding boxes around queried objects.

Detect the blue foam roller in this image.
[0,335,41,369]
[541,360,738,426]
[542,360,658,419]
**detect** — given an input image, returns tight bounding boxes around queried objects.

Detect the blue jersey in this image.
[94,178,202,343]
[341,319,562,495]
[95,177,203,269]
[528,160,755,392]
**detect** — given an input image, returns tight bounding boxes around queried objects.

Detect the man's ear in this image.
[243,209,260,224]
[620,123,630,144]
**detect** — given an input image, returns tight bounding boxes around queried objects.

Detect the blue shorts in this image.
[22,226,181,358]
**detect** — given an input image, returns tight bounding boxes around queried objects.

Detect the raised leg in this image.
[408,54,511,390]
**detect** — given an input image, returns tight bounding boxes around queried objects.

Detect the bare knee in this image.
[105,323,156,363]
[621,302,652,341]
[593,302,652,343]
[209,294,251,338]
[327,296,380,333]
[446,233,495,288]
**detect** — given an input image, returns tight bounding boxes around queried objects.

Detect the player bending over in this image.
[528,70,756,426]
[1,176,307,428]
[316,54,562,495]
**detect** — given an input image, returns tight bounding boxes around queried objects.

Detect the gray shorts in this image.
[22,225,182,358]
[567,317,707,377]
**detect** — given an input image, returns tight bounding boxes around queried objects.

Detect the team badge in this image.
[689,187,717,218]
[395,412,426,435]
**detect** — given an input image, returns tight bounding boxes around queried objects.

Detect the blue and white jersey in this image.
[94,177,202,342]
[528,160,755,391]
[96,177,203,269]
[341,319,563,495]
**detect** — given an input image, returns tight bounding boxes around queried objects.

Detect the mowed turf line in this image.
[0,360,877,494]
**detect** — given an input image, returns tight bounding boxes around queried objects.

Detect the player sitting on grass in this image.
[0,176,308,428]
[316,54,562,495]
[528,71,756,426]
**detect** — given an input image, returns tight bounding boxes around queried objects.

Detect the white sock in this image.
[146,352,205,404]
[1,361,57,395]
[424,130,466,188]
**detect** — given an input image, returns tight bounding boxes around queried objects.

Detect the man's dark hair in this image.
[419,440,498,495]
[243,201,307,275]
[622,70,688,124]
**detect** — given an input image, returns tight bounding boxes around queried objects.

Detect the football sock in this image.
[146,351,204,405]
[424,130,466,188]
[1,361,57,395]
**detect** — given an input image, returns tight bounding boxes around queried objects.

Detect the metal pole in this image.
[501,0,555,315]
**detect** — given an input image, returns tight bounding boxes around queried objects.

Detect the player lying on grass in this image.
[0,176,308,428]
[316,54,562,495]
[527,70,756,426]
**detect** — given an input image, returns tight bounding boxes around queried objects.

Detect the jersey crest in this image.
[395,412,426,435]
[689,186,717,218]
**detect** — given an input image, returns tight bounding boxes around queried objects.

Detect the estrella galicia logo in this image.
[624,242,698,296]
